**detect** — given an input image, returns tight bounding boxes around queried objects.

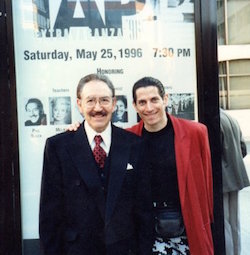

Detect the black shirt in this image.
[142,119,181,208]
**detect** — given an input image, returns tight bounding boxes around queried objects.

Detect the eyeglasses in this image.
[84,96,113,108]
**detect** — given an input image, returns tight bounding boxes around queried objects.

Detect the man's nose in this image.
[94,101,102,111]
[145,102,153,111]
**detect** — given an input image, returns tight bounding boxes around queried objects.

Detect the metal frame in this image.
[0,1,22,255]
[195,1,224,254]
[0,0,224,254]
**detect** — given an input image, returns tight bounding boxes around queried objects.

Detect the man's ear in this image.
[163,93,168,106]
[133,102,138,112]
[76,98,83,113]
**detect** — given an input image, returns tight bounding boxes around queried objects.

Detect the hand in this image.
[67,122,81,131]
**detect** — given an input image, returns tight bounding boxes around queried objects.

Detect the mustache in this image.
[89,110,107,117]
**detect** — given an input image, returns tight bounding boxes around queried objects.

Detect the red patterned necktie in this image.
[93,135,106,168]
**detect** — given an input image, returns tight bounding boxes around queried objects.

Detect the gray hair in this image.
[77,73,115,99]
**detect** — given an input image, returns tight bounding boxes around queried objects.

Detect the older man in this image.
[39,74,152,255]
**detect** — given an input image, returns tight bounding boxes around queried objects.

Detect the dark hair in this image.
[25,98,44,115]
[77,73,115,99]
[116,95,127,108]
[132,76,165,103]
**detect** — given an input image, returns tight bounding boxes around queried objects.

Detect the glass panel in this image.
[219,76,229,109]
[219,59,250,109]
[230,76,250,91]
[219,61,227,75]
[227,0,250,44]
[219,62,228,109]
[217,0,226,45]
[229,59,250,74]
[12,1,198,254]
[230,94,250,109]
[229,75,250,109]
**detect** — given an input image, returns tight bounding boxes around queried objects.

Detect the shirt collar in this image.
[84,120,112,154]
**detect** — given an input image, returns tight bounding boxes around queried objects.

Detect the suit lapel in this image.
[66,124,106,221]
[170,115,190,207]
[105,126,130,225]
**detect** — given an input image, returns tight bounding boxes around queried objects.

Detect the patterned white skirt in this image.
[152,236,190,255]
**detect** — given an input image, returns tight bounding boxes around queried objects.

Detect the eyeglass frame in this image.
[81,96,115,108]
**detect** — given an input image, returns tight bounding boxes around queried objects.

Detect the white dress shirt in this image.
[84,121,112,155]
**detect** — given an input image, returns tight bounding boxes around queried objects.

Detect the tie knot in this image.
[94,135,103,145]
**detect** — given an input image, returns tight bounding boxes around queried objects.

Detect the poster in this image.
[12,0,197,240]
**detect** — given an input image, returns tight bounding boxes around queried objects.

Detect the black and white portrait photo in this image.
[24,98,47,126]
[49,97,72,125]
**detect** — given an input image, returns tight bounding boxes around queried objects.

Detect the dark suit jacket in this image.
[39,123,152,255]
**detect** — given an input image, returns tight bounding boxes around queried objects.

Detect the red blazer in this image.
[127,114,214,255]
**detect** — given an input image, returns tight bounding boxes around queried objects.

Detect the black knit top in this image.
[142,119,181,208]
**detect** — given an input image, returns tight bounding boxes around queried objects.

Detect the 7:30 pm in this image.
[153,47,174,58]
